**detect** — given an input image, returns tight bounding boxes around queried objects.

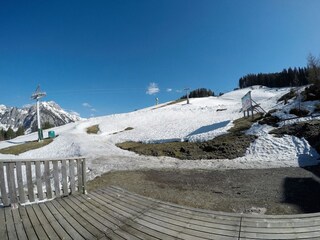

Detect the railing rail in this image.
[0,157,86,207]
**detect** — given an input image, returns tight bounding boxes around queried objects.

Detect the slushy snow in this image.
[0,86,319,180]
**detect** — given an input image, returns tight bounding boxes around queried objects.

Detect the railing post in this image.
[82,158,86,194]
[0,162,9,206]
[7,162,18,208]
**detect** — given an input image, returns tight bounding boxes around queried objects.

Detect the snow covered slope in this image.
[0,86,319,180]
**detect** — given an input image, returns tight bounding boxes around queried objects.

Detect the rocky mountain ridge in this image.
[0,101,82,133]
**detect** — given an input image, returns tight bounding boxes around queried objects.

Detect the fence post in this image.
[0,162,9,206]
[81,158,86,194]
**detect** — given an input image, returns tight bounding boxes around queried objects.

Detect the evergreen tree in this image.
[16,126,25,136]
[307,53,320,87]
[180,88,214,99]
[0,129,4,141]
[43,121,54,130]
[239,67,309,89]
[4,127,16,140]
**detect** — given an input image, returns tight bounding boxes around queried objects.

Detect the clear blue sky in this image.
[1,0,320,117]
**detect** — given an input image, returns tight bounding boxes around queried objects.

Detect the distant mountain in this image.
[0,101,82,133]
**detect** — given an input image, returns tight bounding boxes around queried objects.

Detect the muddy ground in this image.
[87,166,320,215]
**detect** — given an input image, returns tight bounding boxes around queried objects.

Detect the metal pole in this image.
[185,88,190,104]
[36,99,41,130]
[36,99,43,141]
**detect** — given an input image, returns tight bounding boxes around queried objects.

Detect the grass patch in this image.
[117,133,256,160]
[86,124,100,134]
[270,120,320,154]
[152,99,186,110]
[0,138,53,155]
[113,127,134,135]
[228,113,263,133]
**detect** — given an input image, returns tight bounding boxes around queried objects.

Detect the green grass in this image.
[86,124,100,134]
[0,138,53,155]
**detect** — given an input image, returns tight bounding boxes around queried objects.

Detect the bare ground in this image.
[87,166,320,215]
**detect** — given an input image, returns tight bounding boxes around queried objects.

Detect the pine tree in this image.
[43,122,54,130]
[16,126,25,136]
[0,129,4,141]
[4,127,16,140]
[307,53,320,87]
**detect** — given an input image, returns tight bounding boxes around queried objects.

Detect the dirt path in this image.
[87,166,320,215]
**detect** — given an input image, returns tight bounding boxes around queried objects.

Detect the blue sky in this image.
[1,0,320,118]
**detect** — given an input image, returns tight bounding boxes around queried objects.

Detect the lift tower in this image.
[31,85,46,141]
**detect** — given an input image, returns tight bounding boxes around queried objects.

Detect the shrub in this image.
[86,124,100,134]
[302,86,320,101]
[278,89,297,103]
[289,108,310,117]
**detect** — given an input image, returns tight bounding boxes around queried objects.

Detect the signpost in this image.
[241,91,253,118]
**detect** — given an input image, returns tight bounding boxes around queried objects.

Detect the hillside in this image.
[0,86,319,181]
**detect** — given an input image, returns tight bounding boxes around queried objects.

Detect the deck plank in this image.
[19,207,39,240]
[37,203,71,240]
[12,208,28,240]
[55,197,105,239]
[76,194,146,239]
[102,187,241,230]
[44,201,85,240]
[32,204,60,239]
[98,188,239,238]
[26,205,50,240]
[91,190,236,239]
[1,186,320,239]
[0,208,8,240]
[5,207,18,240]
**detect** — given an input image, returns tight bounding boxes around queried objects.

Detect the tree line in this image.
[180,88,214,99]
[0,126,25,141]
[239,54,320,89]
[239,67,309,89]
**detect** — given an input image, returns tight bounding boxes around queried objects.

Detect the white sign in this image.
[241,91,252,111]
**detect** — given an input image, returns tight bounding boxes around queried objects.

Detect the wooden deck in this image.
[1,186,320,240]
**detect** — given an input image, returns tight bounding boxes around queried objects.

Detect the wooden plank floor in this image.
[0,186,320,239]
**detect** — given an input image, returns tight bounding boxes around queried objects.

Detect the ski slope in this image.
[0,86,319,180]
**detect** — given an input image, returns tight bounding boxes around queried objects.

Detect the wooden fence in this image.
[0,157,86,207]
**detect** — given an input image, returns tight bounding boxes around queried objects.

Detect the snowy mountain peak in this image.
[0,101,83,132]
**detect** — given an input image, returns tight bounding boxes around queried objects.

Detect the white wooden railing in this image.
[0,157,86,207]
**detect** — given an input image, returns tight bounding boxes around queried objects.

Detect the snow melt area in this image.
[0,86,319,180]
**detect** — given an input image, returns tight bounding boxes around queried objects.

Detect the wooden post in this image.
[16,161,26,204]
[53,161,60,197]
[61,160,68,196]
[35,161,44,200]
[0,162,9,206]
[44,161,52,199]
[26,162,34,202]
[82,158,86,194]
[69,159,76,194]
[77,159,83,193]
[8,163,17,207]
